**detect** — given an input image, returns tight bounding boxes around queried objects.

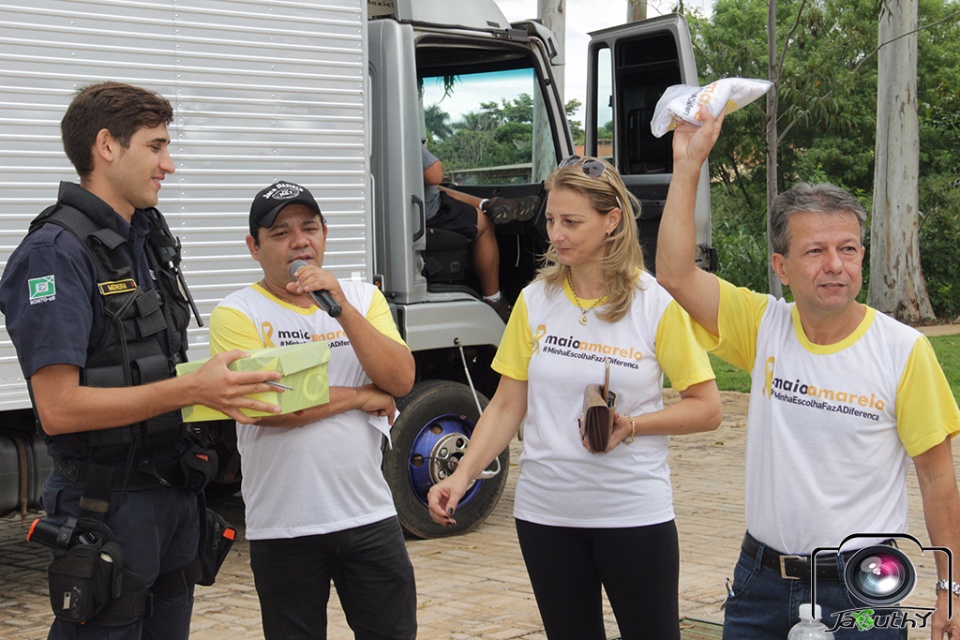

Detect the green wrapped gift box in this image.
[176,341,331,422]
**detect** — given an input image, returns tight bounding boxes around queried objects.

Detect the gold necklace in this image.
[566,270,607,325]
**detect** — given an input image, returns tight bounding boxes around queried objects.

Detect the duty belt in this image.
[53,457,182,492]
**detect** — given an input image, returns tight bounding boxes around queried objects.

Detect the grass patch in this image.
[930,335,960,403]
[709,354,751,393]
[666,354,751,393]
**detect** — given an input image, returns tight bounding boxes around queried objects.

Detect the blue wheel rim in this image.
[407,413,484,508]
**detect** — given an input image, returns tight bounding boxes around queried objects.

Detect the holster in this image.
[33,461,200,626]
[46,522,152,626]
[179,445,218,494]
[197,492,236,586]
[135,442,217,493]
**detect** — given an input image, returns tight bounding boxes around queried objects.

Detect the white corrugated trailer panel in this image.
[0,0,371,410]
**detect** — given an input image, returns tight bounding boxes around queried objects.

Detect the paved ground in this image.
[2,384,953,639]
[3,323,958,639]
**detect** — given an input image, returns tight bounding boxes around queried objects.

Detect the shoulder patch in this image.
[28,275,56,305]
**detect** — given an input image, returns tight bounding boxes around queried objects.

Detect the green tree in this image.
[424,104,453,142]
[688,0,879,202]
[425,95,590,172]
[686,0,960,316]
[431,94,539,175]
[565,98,585,145]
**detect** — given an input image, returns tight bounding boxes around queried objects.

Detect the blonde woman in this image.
[428,156,723,640]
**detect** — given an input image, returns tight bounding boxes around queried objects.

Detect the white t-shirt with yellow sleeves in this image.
[494,270,715,528]
[696,277,960,554]
[209,281,405,540]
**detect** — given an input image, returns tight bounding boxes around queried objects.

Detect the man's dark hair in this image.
[61,82,174,177]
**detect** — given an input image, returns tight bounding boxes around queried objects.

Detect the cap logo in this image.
[263,182,303,201]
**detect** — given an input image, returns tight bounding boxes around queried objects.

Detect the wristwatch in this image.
[935,579,960,597]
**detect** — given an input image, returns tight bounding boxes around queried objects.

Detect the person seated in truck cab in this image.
[421,141,539,322]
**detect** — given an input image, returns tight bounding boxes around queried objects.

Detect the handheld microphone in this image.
[288,259,342,318]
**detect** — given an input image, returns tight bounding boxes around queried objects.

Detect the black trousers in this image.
[249,517,417,640]
[516,518,681,640]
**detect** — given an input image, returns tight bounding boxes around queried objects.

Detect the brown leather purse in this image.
[578,359,616,453]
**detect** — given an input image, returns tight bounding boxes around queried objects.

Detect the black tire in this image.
[383,380,509,539]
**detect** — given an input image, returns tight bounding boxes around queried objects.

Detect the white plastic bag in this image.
[650,77,773,138]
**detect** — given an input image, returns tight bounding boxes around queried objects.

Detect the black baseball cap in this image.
[249,181,324,236]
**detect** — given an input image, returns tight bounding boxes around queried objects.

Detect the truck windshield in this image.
[420,66,552,186]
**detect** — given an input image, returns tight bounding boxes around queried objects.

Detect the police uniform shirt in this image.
[0,182,173,457]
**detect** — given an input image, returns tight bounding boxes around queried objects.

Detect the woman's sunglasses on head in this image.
[558,155,607,179]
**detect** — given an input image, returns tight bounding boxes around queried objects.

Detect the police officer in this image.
[0,81,284,639]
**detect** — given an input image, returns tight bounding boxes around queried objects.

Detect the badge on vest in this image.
[98,279,138,296]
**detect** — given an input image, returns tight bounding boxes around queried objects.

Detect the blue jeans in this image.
[722,538,907,639]
[249,516,417,640]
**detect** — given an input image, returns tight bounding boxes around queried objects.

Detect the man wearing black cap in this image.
[208,180,418,639]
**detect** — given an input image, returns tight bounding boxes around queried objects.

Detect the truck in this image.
[0,0,712,539]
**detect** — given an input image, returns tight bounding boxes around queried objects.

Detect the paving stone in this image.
[0,390,953,639]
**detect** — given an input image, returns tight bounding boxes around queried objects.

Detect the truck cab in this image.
[369,3,711,537]
[0,0,708,539]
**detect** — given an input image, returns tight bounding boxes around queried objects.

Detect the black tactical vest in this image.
[29,184,194,461]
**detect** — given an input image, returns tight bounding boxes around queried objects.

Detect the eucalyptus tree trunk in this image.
[766,0,783,298]
[868,0,934,321]
[628,0,647,21]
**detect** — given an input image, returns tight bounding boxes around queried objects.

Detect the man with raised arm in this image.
[656,108,960,639]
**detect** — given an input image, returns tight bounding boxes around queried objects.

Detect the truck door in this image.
[585,14,715,273]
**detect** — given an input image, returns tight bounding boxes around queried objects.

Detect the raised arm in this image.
[656,108,725,337]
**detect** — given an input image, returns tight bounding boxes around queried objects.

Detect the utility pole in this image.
[765,0,782,297]
[533,0,565,181]
[538,0,565,100]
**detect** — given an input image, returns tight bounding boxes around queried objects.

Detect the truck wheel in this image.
[384,380,509,539]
